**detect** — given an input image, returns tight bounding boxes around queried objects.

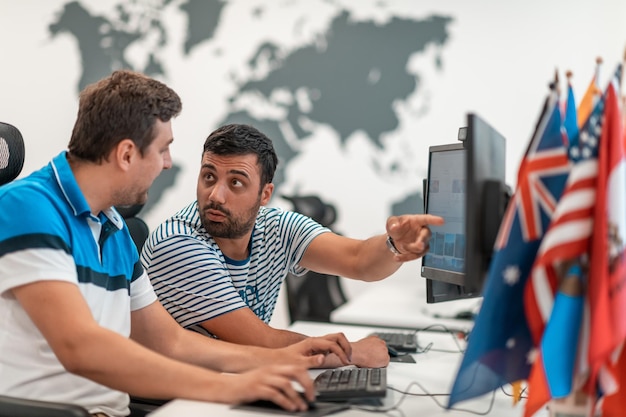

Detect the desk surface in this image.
[330,274,479,334]
[149,322,544,417]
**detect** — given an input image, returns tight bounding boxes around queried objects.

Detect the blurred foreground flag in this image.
[448,81,570,408]
[586,63,626,399]
[563,73,579,145]
[577,57,602,129]
[601,346,626,416]
[522,80,606,417]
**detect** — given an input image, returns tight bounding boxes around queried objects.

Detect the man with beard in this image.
[0,74,353,417]
[142,123,444,368]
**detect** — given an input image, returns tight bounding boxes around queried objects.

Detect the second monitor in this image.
[421,113,509,303]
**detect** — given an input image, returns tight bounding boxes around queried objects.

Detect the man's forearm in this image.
[352,235,404,281]
[167,326,307,372]
[320,337,389,369]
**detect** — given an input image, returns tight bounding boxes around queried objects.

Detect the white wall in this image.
[1,0,625,327]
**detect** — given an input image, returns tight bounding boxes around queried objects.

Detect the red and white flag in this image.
[586,64,626,402]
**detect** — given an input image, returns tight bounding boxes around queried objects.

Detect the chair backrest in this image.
[281,194,337,226]
[115,204,150,253]
[0,395,91,417]
[286,271,347,323]
[281,193,347,323]
[0,121,26,186]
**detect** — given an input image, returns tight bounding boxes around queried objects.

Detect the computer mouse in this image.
[239,392,317,412]
[387,345,400,357]
[455,310,475,320]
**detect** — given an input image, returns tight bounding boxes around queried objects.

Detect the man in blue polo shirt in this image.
[0,70,352,417]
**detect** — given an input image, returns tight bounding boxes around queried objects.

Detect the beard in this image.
[200,197,261,239]
[112,185,149,208]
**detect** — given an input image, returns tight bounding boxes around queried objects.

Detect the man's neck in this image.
[213,233,253,261]
[67,154,113,215]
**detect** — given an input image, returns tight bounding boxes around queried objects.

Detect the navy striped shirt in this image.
[141,201,329,334]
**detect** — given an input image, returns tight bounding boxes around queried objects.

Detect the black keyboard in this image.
[314,367,387,402]
[370,331,418,353]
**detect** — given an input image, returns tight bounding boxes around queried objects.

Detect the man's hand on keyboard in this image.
[348,336,390,368]
[321,335,389,368]
[227,364,315,412]
[277,332,353,368]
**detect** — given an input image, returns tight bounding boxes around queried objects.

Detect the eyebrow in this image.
[200,164,251,179]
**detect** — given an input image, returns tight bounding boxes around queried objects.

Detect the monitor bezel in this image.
[463,113,507,293]
[421,142,466,287]
[421,113,508,303]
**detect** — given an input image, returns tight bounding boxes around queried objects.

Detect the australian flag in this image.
[448,84,571,407]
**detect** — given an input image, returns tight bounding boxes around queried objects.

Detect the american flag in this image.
[448,85,570,409]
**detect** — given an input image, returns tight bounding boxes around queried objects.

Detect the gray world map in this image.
[49,0,452,219]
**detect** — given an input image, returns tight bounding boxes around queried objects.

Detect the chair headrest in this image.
[0,122,25,186]
[115,204,145,219]
[281,194,337,227]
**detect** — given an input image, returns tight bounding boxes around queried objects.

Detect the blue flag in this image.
[563,82,579,145]
[448,86,571,407]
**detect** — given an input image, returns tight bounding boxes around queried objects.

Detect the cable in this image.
[500,384,528,400]
[392,382,496,415]
[414,323,467,353]
[348,382,496,415]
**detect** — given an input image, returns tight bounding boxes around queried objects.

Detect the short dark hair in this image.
[203,124,278,186]
[68,70,182,162]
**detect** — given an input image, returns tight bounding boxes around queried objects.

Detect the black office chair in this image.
[0,122,92,417]
[115,203,150,253]
[0,396,90,417]
[0,121,25,185]
[281,194,347,323]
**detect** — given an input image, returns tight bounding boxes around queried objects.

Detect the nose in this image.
[208,182,227,204]
[163,150,172,170]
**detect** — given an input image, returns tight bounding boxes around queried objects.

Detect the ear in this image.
[260,182,274,206]
[113,139,138,172]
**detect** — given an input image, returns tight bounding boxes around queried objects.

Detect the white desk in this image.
[331,275,479,334]
[149,321,545,417]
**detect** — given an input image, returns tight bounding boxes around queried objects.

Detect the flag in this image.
[448,83,570,408]
[601,345,626,416]
[601,56,626,415]
[522,84,606,417]
[586,63,626,398]
[577,57,602,129]
[524,268,586,417]
[563,76,579,145]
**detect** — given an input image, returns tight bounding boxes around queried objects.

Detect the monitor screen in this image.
[421,113,508,303]
[421,143,479,303]
[422,144,466,285]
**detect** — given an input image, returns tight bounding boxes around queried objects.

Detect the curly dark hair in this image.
[68,70,182,162]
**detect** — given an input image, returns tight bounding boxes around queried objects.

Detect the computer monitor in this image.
[421,113,508,303]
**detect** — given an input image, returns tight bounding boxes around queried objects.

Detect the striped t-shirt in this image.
[141,201,329,335]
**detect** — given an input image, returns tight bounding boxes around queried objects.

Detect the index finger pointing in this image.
[422,214,445,226]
